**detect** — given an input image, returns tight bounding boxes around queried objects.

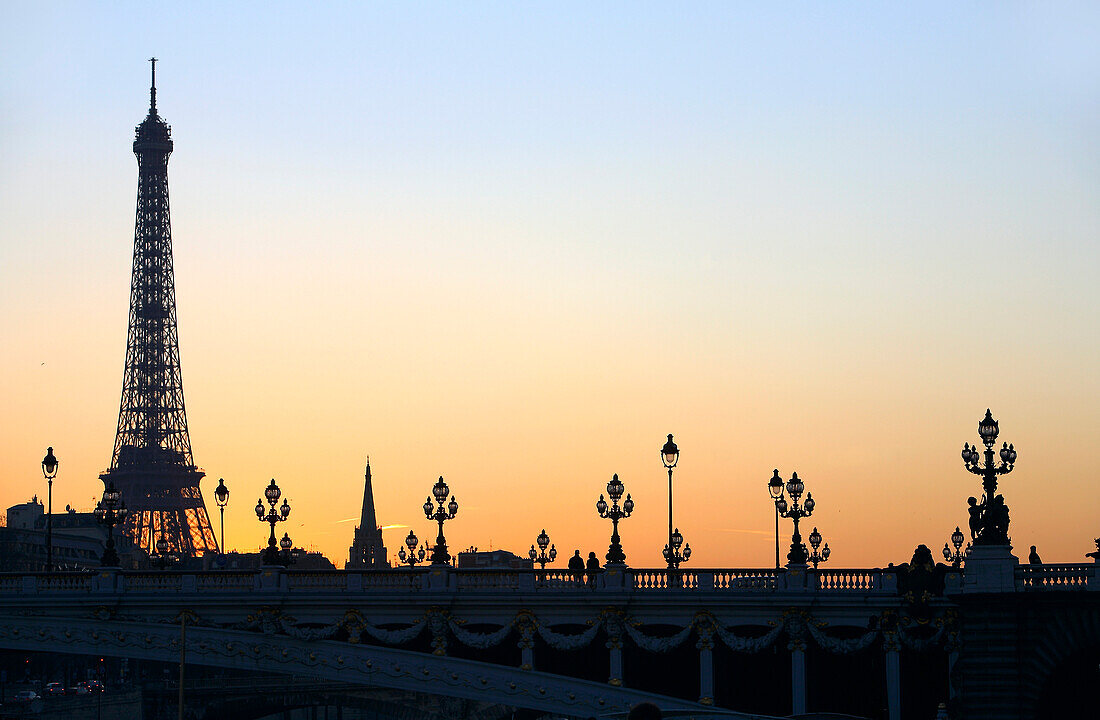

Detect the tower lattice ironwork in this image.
[100,59,218,556]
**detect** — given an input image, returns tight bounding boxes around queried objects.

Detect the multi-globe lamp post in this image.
[94,482,128,567]
[960,409,1017,546]
[153,535,177,569]
[596,474,634,566]
[529,529,557,569]
[255,479,291,565]
[279,532,295,565]
[943,526,969,567]
[41,447,58,572]
[771,470,816,566]
[661,434,690,569]
[806,527,830,569]
[398,530,428,566]
[423,477,458,565]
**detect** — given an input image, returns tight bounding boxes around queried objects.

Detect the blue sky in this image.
[1,3,1098,564]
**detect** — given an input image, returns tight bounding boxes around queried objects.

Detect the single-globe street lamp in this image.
[41,448,58,572]
[767,469,784,569]
[660,434,690,570]
[94,481,128,567]
[806,527,830,569]
[961,409,1017,546]
[943,526,969,567]
[529,529,557,569]
[423,476,458,565]
[255,479,291,565]
[398,530,427,566]
[596,474,634,566]
[213,478,229,553]
[772,471,816,567]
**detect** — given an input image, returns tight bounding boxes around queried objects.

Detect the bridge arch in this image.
[0,613,736,719]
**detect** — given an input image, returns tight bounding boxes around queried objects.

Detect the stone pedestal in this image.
[960,545,1018,593]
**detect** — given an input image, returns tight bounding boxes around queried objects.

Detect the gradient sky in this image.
[1,3,1098,568]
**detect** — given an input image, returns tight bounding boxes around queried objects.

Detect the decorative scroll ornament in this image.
[428,608,449,656]
[603,608,625,651]
[448,617,513,650]
[712,622,784,653]
[515,611,537,652]
[622,618,694,653]
[784,608,810,652]
[694,612,716,651]
[221,604,953,658]
[537,618,603,650]
[806,623,879,654]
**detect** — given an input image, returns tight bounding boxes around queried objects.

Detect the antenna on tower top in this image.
[149,57,158,113]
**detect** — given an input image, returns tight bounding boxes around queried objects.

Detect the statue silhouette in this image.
[967,496,982,539]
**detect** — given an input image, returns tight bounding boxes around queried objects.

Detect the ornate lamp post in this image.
[41,447,58,572]
[596,473,634,566]
[255,479,291,565]
[662,528,692,568]
[961,409,1017,546]
[423,476,458,565]
[767,469,784,569]
[279,532,297,566]
[213,478,229,553]
[398,530,427,566]
[660,434,690,569]
[529,529,557,569]
[942,526,969,567]
[153,535,177,570]
[94,481,128,567]
[772,471,815,566]
[806,527,830,569]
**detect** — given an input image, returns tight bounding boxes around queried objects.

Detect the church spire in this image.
[348,457,387,568]
[359,457,378,532]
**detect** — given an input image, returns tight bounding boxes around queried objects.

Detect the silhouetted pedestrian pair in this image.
[568,550,602,587]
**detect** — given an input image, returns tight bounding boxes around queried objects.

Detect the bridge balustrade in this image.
[197,571,255,590]
[814,569,884,591]
[123,573,183,591]
[35,574,92,592]
[288,572,348,590]
[1015,563,1095,590]
[453,569,521,591]
[713,569,781,590]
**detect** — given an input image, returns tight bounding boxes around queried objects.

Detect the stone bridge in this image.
[0,555,1096,719]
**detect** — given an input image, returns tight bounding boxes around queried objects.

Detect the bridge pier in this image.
[697,639,714,704]
[884,645,901,720]
[790,647,806,715]
[608,637,624,686]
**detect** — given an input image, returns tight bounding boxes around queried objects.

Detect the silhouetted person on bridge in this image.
[628,701,662,719]
[1029,545,1042,564]
[586,552,600,587]
[568,550,584,585]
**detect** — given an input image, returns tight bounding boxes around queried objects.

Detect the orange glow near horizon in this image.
[2,5,1097,570]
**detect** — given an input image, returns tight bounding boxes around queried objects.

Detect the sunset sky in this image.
[1,3,1097,568]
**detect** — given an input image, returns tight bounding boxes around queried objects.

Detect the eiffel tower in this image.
[99,59,218,556]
